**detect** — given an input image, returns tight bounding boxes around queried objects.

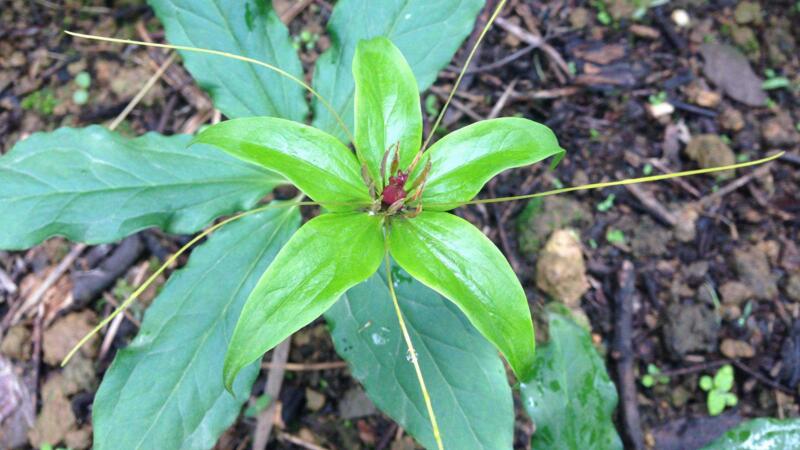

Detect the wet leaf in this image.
[521,310,622,450]
[195,117,371,210]
[149,0,307,120]
[326,264,514,449]
[388,211,536,381]
[93,205,300,450]
[312,0,484,142]
[702,418,800,449]
[224,213,384,389]
[0,126,279,250]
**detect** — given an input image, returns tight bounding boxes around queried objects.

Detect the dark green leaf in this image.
[418,118,565,210]
[353,37,422,184]
[326,265,514,450]
[0,126,279,250]
[388,211,536,381]
[312,0,484,142]
[149,0,307,120]
[93,205,300,450]
[195,117,371,210]
[521,310,622,450]
[702,418,800,450]
[224,212,384,389]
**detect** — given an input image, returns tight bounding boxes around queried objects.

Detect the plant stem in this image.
[383,250,444,450]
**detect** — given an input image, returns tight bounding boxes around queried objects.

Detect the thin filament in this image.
[60,200,318,366]
[383,246,444,450]
[63,31,355,146]
[421,0,508,151]
[426,151,785,208]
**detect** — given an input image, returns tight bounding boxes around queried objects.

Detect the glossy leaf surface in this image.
[702,418,800,450]
[312,0,484,142]
[521,310,622,450]
[353,37,422,184]
[195,117,370,210]
[224,212,384,388]
[149,0,307,121]
[419,118,565,210]
[0,126,279,250]
[93,205,300,450]
[326,265,514,449]
[388,211,536,381]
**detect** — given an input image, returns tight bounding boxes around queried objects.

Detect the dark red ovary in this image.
[382,172,408,205]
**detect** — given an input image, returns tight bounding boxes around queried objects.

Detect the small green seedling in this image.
[648,91,668,105]
[597,193,616,212]
[700,364,738,416]
[641,364,669,388]
[762,69,791,91]
[606,229,626,245]
[73,71,91,105]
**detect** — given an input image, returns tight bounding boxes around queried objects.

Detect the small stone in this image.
[0,325,31,360]
[719,107,745,132]
[674,205,699,243]
[720,281,753,305]
[694,90,721,108]
[720,339,755,359]
[734,1,762,25]
[646,101,675,119]
[734,246,778,300]
[761,113,800,147]
[731,25,760,60]
[569,7,590,28]
[683,261,709,283]
[671,9,690,27]
[786,274,800,303]
[630,216,672,258]
[671,385,691,407]
[764,18,796,66]
[535,229,590,308]
[664,302,720,359]
[685,134,736,179]
[608,0,636,20]
[305,388,326,412]
[720,304,742,321]
[339,388,376,420]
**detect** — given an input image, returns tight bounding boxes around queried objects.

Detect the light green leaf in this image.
[149,0,307,121]
[312,0,484,142]
[388,211,535,381]
[93,205,300,450]
[521,310,623,450]
[418,118,565,210]
[195,117,370,210]
[708,390,727,416]
[326,265,514,450]
[714,364,735,392]
[0,126,279,250]
[353,37,422,185]
[702,418,800,449]
[224,212,384,389]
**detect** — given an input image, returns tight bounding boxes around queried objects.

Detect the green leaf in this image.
[224,212,384,389]
[707,390,727,416]
[418,118,565,210]
[353,37,422,185]
[702,418,800,449]
[93,205,300,450]
[700,375,714,391]
[149,0,307,121]
[714,364,735,392]
[312,0,484,142]
[0,126,279,250]
[195,117,371,210]
[521,310,623,450]
[388,211,536,381]
[326,265,514,450]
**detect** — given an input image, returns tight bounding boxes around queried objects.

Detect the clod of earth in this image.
[685,134,736,180]
[42,310,99,366]
[664,301,720,359]
[516,196,591,257]
[734,246,778,300]
[535,229,589,308]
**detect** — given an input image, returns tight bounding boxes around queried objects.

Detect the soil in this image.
[1,1,799,449]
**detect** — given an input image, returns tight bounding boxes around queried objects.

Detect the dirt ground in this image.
[1,0,799,449]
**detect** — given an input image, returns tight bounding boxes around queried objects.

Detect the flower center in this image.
[381,171,408,205]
